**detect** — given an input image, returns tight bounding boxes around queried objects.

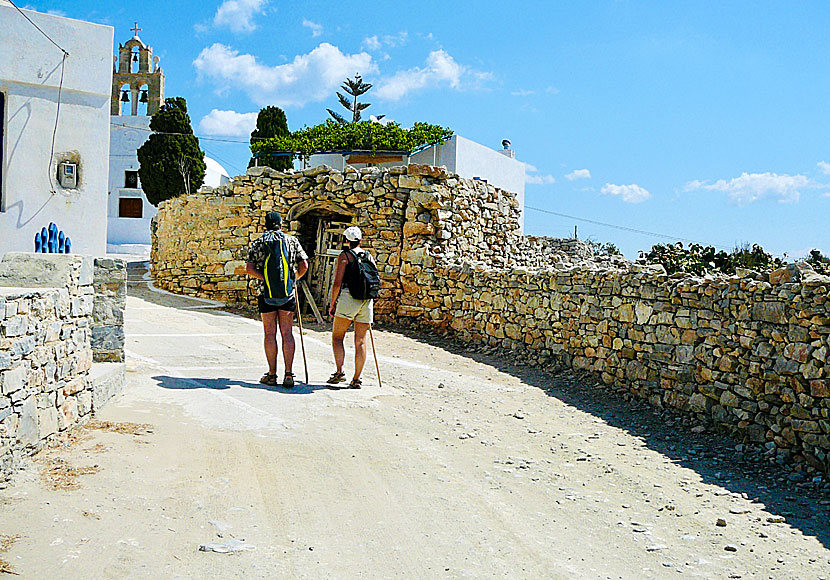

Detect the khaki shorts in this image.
[335,292,373,324]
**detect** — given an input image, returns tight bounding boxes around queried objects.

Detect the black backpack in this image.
[345,249,380,300]
[262,232,295,306]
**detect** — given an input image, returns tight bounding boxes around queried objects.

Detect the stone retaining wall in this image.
[0,253,126,476]
[399,261,830,474]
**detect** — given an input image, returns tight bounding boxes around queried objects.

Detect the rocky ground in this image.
[0,263,827,579]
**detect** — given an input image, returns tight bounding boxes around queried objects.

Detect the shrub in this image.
[640,242,784,275]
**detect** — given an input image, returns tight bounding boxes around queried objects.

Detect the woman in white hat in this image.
[327,226,376,388]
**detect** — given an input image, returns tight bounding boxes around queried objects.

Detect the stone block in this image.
[2,316,27,337]
[1,365,26,395]
[38,406,59,437]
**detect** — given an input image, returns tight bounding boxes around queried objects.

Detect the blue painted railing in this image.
[34,223,71,254]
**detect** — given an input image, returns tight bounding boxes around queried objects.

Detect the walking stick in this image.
[295,297,309,384]
[368,324,382,388]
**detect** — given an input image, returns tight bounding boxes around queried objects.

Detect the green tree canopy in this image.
[251,120,453,162]
[137,97,206,206]
[248,106,292,171]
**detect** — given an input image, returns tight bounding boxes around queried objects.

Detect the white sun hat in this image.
[343,226,363,241]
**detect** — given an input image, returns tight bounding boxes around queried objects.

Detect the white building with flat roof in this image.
[0,2,113,256]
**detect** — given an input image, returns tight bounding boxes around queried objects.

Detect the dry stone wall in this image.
[151,164,530,316]
[0,253,126,477]
[151,164,830,475]
[401,259,830,474]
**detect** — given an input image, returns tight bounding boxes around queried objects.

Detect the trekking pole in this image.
[295,298,309,384]
[368,324,382,388]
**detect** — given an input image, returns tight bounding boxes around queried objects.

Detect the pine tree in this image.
[327,74,383,124]
[137,97,206,206]
[248,106,292,170]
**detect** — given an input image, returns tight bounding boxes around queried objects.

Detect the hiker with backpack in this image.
[245,211,309,389]
[327,226,380,389]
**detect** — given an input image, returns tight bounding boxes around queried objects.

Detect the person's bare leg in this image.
[261,312,278,375]
[331,316,352,374]
[277,309,295,374]
[353,322,370,381]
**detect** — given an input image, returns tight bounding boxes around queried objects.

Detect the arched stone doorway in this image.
[288,200,354,313]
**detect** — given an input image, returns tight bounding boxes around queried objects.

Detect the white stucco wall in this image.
[0,3,113,256]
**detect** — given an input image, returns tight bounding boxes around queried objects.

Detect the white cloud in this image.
[213,0,268,34]
[818,161,830,175]
[198,109,258,137]
[601,183,651,203]
[362,32,408,51]
[684,172,815,204]
[375,49,490,101]
[526,173,556,185]
[565,169,591,181]
[524,163,555,185]
[511,89,534,97]
[302,19,323,37]
[362,35,382,51]
[193,43,375,107]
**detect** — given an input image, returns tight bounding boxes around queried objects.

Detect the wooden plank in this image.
[346,154,405,164]
[300,280,325,324]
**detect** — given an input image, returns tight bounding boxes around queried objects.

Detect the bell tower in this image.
[110,23,164,116]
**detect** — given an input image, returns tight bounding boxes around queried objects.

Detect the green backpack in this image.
[262,232,295,306]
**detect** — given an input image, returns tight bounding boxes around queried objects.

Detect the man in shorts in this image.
[245,211,308,388]
[327,226,374,389]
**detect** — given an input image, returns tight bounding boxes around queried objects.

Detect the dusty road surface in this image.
[1,264,829,579]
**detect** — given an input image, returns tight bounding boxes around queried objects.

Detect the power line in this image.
[525,205,731,250]
[7,0,69,55]
[110,121,258,144]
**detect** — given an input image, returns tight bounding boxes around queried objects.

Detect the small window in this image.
[119,197,143,218]
[125,170,139,188]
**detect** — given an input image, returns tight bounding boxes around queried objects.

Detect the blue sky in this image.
[25,0,830,258]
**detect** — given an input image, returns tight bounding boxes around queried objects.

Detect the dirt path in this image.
[0,265,828,579]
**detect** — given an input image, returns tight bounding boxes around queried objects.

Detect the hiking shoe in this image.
[283,372,295,389]
[327,371,346,384]
[260,373,278,387]
[348,378,362,389]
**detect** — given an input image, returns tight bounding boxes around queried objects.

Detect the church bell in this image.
[120,89,130,102]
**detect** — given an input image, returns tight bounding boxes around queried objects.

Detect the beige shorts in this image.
[335,292,373,324]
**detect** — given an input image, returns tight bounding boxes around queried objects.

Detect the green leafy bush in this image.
[586,240,622,256]
[251,120,453,162]
[640,242,784,275]
[806,249,830,275]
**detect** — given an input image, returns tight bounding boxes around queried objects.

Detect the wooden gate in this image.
[308,219,350,310]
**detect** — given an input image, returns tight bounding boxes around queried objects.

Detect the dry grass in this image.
[0,534,21,576]
[39,458,100,491]
[85,420,153,436]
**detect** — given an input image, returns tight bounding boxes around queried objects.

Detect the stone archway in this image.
[288,200,354,313]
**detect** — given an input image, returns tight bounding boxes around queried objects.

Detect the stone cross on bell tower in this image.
[110,25,165,117]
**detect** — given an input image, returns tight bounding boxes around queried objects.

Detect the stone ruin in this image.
[151,163,830,475]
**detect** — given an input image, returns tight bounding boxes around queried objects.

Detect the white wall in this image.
[0,3,113,256]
